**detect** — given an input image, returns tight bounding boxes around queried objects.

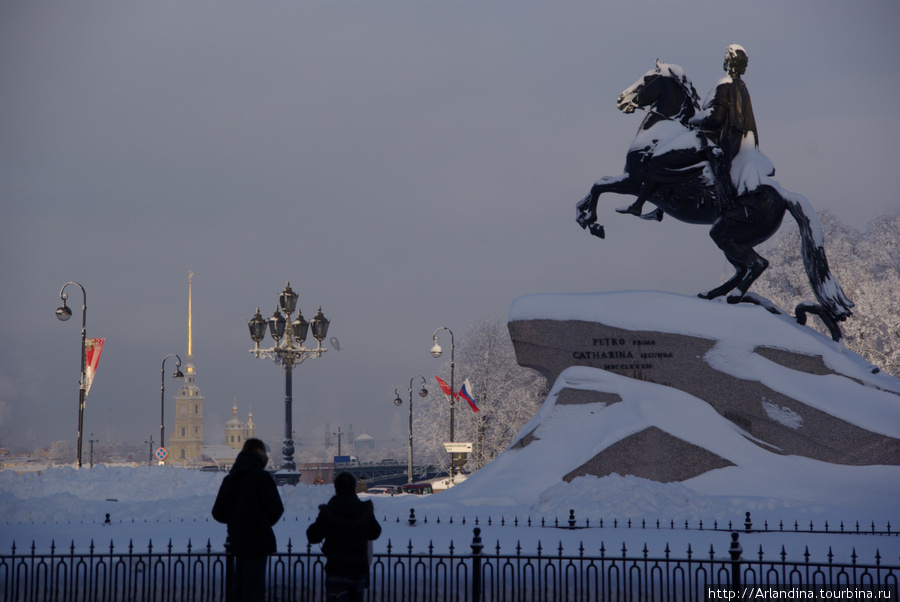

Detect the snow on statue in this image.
[574,45,854,340]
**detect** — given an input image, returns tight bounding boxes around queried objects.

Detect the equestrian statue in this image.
[575,45,853,340]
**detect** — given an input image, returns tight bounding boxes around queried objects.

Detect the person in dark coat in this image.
[212,438,284,602]
[307,472,382,602]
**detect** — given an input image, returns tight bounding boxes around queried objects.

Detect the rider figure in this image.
[619,44,770,219]
[690,44,767,208]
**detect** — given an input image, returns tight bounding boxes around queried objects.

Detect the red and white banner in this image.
[84,338,105,398]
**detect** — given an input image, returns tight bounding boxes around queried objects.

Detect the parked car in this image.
[367,485,402,495]
[400,483,433,495]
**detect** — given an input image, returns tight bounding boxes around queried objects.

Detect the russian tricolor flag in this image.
[459,379,480,413]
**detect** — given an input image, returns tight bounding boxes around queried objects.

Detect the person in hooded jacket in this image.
[212,438,284,602]
[307,471,382,602]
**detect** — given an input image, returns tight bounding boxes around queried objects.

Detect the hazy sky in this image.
[1,1,898,454]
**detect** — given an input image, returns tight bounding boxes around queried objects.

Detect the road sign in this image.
[443,442,472,453]
[155,447,168,462]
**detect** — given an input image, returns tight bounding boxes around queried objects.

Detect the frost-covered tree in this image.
[753,208,900,376]
[48,439,75,465]
[414,317,547,475]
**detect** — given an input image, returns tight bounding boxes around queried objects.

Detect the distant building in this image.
[169,274,204,466]
[354,433,375,451]
[225,402,256,450]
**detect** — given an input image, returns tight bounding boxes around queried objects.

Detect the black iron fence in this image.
[2,520,897,601]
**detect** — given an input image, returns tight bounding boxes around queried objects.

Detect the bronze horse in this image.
[575,62,853,339]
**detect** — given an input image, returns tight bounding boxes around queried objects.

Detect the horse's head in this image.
[617,61,701,125]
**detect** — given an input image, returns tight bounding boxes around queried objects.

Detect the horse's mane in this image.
[654,60,701,115]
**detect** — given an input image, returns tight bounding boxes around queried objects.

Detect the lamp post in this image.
[56,281,87,468]
[248,282,330,474]
[394,375,427,484]
[159,353,184,453]
[430,327,456,480]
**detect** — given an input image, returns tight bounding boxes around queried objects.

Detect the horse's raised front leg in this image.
[575,174,634,240]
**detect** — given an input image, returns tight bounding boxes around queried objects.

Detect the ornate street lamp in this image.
[249,282,329,475]
[56,281,87,468]
[430,326,458,481]
[159,353,184,453]
[394,375,428,484]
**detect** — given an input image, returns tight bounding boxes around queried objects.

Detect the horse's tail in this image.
[777,186,854,324]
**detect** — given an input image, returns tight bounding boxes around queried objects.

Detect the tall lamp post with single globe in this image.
[159,353,184,453]
[248,282,330,477]
[430,326,458,480]
[56,281,87,468]
[394,375,428,484]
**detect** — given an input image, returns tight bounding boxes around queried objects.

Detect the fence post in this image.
[729,532,743,595]
[224,538,235,602]
[471,528,484,602]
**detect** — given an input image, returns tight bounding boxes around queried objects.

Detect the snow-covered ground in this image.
[0,464,896,566]
[2,292,898,566]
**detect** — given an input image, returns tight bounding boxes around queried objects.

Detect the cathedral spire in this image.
[187,271,193,358]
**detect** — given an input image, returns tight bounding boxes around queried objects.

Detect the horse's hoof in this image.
[588,223,606,239]
[640,209,664,222]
